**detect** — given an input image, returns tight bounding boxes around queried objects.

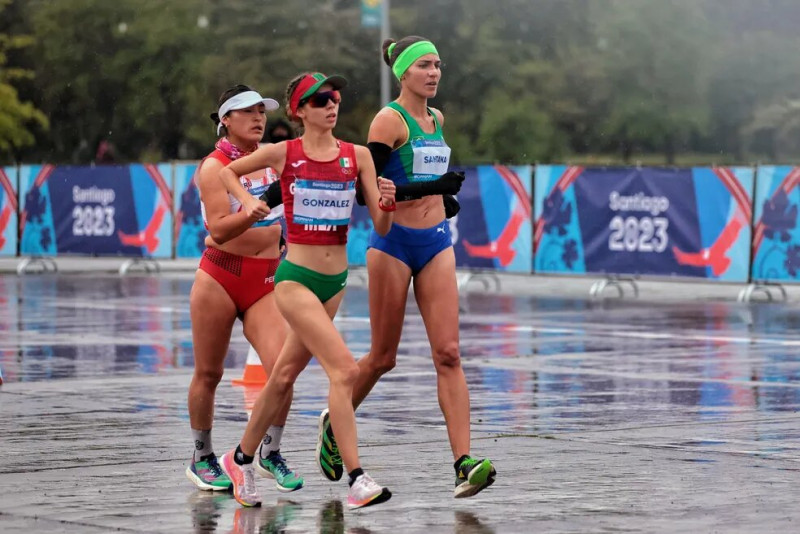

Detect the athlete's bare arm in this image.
[368,108,408,151]
[197,158,260,244]
[218,142,288,219]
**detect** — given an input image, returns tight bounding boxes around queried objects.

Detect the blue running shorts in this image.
[368,220,452,276]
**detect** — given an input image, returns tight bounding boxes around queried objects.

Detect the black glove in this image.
[443,194,460,218]
[439,171,466,194]
[258,180,283,208]
[395,171,465,202]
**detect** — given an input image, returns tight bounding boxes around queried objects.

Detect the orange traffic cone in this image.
[240,385,262,420]
[232,345,267,387]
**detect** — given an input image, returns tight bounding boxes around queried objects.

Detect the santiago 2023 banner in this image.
[19,164,173,257]
[534,165,754,282]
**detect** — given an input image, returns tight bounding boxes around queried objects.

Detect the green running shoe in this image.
[185,453,232,491]
[454,456,495,498]
[315,409,343,481]
[255,450,304,492]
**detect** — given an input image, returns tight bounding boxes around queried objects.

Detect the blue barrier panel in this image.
[0,166,18,256]
[534,165,753,282]
[346,165,532,272]
[346,202,373,267]
[751,166,800,281]
[174,163,206,258]
[19,164,173,257]
[454,165,532,272]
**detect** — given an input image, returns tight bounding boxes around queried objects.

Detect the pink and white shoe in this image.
[220,450,262,507]
[347,472,391,510]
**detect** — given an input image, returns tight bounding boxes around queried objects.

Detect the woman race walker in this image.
[217,72,396,510]
[186,85,303,494]
[315,36,496,498]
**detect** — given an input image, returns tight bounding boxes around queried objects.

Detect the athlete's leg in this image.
[236,283,362,487]
[242,293,303,491]
[270,283,366,471]
[351,248,412,408]
[239,326,312,457]
[187,269,237,490]
[270,283,389,508]
[188,269,237,437]
[415,249,494,497]
[412,247,470,460]
[242,293,291,425]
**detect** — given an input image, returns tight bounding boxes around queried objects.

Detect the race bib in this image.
[411,138,451,181]
[252,204,284,227]
[293,179,355,226]
[243,169,282,227]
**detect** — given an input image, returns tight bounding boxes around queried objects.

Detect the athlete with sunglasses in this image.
[186,85,303,495]
[217,72,396,510]
[315,37,496,499]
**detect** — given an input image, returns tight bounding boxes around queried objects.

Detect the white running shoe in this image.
[346,473,391,510]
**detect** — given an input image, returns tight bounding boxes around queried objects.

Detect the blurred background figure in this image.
[264,118,295,144]
[94,139,118,164]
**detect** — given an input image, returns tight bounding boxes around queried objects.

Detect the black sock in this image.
[454,455,470,471]
[234,445,254,466]
[348,467,365,487]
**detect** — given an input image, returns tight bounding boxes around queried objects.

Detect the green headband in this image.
[391,40,439,80]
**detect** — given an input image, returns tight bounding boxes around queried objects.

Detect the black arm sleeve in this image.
[259,180,283,208]
[394,171,466,202]
[367,142,392,175]
[357,142,394,206]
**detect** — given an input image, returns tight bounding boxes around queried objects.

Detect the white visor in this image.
[217,91,280,135]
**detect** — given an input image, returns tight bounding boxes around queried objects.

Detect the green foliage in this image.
[5,0,800,165]
[0,0,47,158]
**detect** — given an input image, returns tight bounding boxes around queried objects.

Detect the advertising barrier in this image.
[534,165,754,282]
[0,166,18,256]
[751,166,800,282]
[19,164,173,257]
[174,163,206,258]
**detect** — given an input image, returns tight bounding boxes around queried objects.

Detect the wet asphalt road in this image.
[2,268,800,533]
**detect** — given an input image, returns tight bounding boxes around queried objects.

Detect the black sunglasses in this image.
[301,90,341,108]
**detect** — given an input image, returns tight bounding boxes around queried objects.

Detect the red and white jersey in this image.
[198,149,282,229]
[280,138,358,245]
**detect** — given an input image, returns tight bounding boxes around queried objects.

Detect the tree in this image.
[0,0,47,161]
[591,0,712,164]
[25,0,211,162]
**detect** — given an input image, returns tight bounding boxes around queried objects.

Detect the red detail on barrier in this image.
[0,205,11,249]
[463,210,526,267]
[117,203,166,253]
[0,168,17,211]
[144,163,174,208]
[493,165,531,217]
[672,217,743,277]
[712,167,752,222]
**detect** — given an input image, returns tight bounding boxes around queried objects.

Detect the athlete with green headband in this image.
[315,36,496,499]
